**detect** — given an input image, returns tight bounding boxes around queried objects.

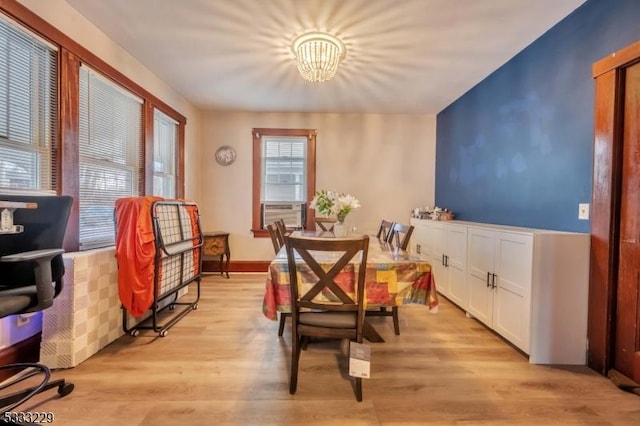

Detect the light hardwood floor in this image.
[12,274,640,425]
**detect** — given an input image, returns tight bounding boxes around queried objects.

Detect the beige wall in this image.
[200,111,436,261]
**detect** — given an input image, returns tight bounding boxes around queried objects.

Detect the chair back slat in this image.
[266,223,282,253]
[285,235,369,315]
[375,220,395,241]
[386,223,414,250]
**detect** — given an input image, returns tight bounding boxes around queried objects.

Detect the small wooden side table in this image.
[202,232,230,278]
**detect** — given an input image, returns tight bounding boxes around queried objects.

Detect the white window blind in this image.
[261,136,307,202]
[0,14,57,193]
[79,65,143,250]
[152,109,177,198]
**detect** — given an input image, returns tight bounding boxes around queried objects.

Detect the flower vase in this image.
[333,221,347,237]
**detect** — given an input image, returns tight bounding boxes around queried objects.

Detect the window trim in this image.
[0,1,187,251]
[252,128,316,237]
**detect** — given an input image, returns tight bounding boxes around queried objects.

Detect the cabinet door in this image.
[466,228,495,327]
[492,232,533,353]
[410,220,428,259]
[426,222,448,297]
[446,225,468,310]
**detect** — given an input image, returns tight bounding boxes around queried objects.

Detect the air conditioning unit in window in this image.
[263,202,304,229]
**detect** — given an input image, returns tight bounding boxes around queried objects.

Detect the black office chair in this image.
[0,195,74,416]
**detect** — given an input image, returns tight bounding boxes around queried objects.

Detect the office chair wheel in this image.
[129,329,140,337]
[57,382,74,397]
[169,304,176,310]
[192,303,198,310]
[160,330,168,337]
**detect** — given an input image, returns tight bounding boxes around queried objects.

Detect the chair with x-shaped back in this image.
[285,233,369,402]
[386,222,414,251]
[366,222,415,335]
[266,222,290,337]
[375,219,395,242]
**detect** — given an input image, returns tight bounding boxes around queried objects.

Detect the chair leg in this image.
[355,377,363,402]
[290,335,302,394]
[278,313,289,337]
[0,363,74,413]
[392,306,400,335]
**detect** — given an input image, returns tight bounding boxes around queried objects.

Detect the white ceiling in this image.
[65,0,586,114]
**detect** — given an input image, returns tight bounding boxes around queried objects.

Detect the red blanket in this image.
[115,196,163,317]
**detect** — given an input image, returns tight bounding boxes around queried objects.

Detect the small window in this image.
[153,109,178,198]
[262,135,307,202]
[0,14,57,193]
[252,128,316,236]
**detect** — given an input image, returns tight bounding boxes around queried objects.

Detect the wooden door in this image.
[615,62,640,383]
[590,40,640,384]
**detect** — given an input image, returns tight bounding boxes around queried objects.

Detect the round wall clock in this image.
[215,145,236,166]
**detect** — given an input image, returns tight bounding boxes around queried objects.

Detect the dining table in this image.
[262,230,439,342]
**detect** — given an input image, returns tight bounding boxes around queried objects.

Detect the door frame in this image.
[589,39,640,374]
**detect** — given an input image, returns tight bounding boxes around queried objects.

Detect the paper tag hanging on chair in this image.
[349,341,371,378]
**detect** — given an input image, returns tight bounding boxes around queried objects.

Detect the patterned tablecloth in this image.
[262,234,439,320]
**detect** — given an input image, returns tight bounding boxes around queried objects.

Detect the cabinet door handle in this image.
[444,255,449,267]
[486,271,491,287]
[442,254,446,266]
[492,273,497,289]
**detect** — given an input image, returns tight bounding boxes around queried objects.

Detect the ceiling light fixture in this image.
[291,32,346,83]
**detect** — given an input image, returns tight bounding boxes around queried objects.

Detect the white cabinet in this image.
[410,219,468,309]
[467,228,533,354]
[410,219,589,365]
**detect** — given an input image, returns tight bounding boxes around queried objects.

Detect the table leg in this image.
[223,253,230,278]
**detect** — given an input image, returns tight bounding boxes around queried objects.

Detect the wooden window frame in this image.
[252,128,316,238]
[0,0,187,252]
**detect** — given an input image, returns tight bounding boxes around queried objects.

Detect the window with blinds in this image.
[0,14,57,193]
[261,136,307,202]
[153,109,177,198]
[79,65,143,250]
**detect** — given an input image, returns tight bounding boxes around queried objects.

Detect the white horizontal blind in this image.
[261,136,307,202]
[0,14,57,193]
[79,65,143,250]
[152,109,177,198]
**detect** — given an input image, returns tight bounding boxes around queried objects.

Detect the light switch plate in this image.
[578,203,590,220]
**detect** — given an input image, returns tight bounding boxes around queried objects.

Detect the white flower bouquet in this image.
[310,190,361,223]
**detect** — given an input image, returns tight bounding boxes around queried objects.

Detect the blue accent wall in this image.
[435,0,640,232]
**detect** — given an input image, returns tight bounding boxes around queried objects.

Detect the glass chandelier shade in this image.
[291,32,346,83]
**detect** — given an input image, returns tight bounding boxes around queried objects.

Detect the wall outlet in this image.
[16,315,30,327]
[578,203,590,220]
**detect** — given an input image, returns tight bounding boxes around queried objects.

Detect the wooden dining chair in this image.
[285,233,370,402]
[266,223,283,253]
[367,222,415,335]
[314,217,337,232]
[275,219,291,240]
[386,222,415,251]
[375,219,395,241]
[266,222,290,336]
